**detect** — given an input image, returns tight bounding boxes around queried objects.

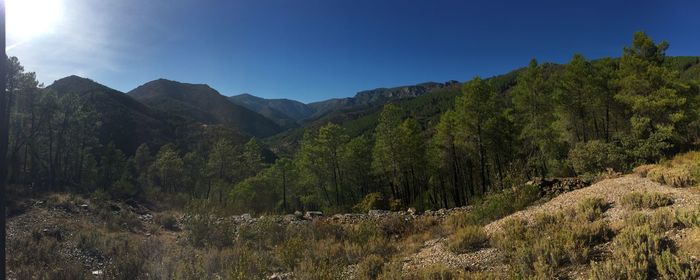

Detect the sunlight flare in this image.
[7,0,64,40]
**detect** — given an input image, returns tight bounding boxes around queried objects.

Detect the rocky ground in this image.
[6,173,699,279]
[399,174,700,278]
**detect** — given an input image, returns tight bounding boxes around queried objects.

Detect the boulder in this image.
[303,211,323,220]
[368,209,390,217]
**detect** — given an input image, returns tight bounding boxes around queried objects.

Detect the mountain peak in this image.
[128,79,282,137]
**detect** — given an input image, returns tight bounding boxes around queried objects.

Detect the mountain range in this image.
[40,56,700,155]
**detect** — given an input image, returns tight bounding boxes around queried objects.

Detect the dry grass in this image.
[620,191,674,209]
[447,225,488,254]
[634,151,700,188]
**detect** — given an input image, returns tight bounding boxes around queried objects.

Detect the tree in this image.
[429,109,465,207]
[557,54,599,143]
[511,59,563,177]
[153,144,184,193]
[316,123,348,206]
[206,138,238,204]
[372,104,403,202]
[133,143,153,190]
[242,137,265,178]
[454,77,500,194]
[615,32,692,162]
[340,136,373,202]
[275,158,294,212]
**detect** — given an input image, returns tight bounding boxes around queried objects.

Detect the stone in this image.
[269,272,293,280]
[368,209,389,216]
[303,211,323,220]
[407,208,417,215]
[283,214,298,223]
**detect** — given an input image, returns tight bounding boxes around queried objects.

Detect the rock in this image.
[303,211,323,220]
[92,270,103,276]
[283,214,298,223]
[269,272,293,280]
[241,213,252,221]
[368,209,389,216]
[407,208,417,215]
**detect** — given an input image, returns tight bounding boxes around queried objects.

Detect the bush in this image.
[356,254,385,280]
[444,184,540,230]
[590,225,674,279]
[380,215,413,236]
[621,192,674,209]
[414,264,464,280]
[447,225,488,254]
[492,198,613,277]
[625,210,676,233]
[354,192,388,213]
[154,213,179,231]
[568,140,626,175]
[636,151,700,187]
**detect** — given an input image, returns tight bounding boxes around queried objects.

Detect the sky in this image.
[6,0,700,103]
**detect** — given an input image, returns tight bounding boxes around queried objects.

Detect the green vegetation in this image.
[636,151,700,187]
[447,225,488,254]
[492,198,613,278]
[620,192,674,209]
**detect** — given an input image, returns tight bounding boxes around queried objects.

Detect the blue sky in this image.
[7,0,700,103]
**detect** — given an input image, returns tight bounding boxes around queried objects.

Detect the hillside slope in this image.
[45,76,176,154]
[228,93,314,124]
[128,79,282,137]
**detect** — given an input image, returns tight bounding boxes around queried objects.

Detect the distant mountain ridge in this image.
[128,79,282,138]
[45,75,176,154]
[230,80,460,123]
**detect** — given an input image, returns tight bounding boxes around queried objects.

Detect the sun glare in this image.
[7,0,64,40]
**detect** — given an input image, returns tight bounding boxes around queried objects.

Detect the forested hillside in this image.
[4,32,699,215]
[128,79,282,138]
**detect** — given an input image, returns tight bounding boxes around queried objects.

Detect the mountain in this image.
[229,94,315,121]
[233,81,459,127]
[227,94,313,128]
[45,75,175,154]
[128,79,282,137]
[307,81,457,119]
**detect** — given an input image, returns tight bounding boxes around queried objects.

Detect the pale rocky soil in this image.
[402,174,700,276]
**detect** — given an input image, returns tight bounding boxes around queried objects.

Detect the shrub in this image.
[154,212,179,231]
[492,198,613,277]
[568,140,626,174]
[447,225,488,254]
[636,151,700,187]
[356,254,385,280]
[444,184,540,230]
[621,192,674,209]
[275,235,308,270]
[377,261,404,280]
[590,225,670,279]
[414,264,464,280]
[675,207,700,227]
[380,215,413,236]
[577,197,609,221]
[354,192,388,213]
[293,256,342,280]
[625,210,675,232]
